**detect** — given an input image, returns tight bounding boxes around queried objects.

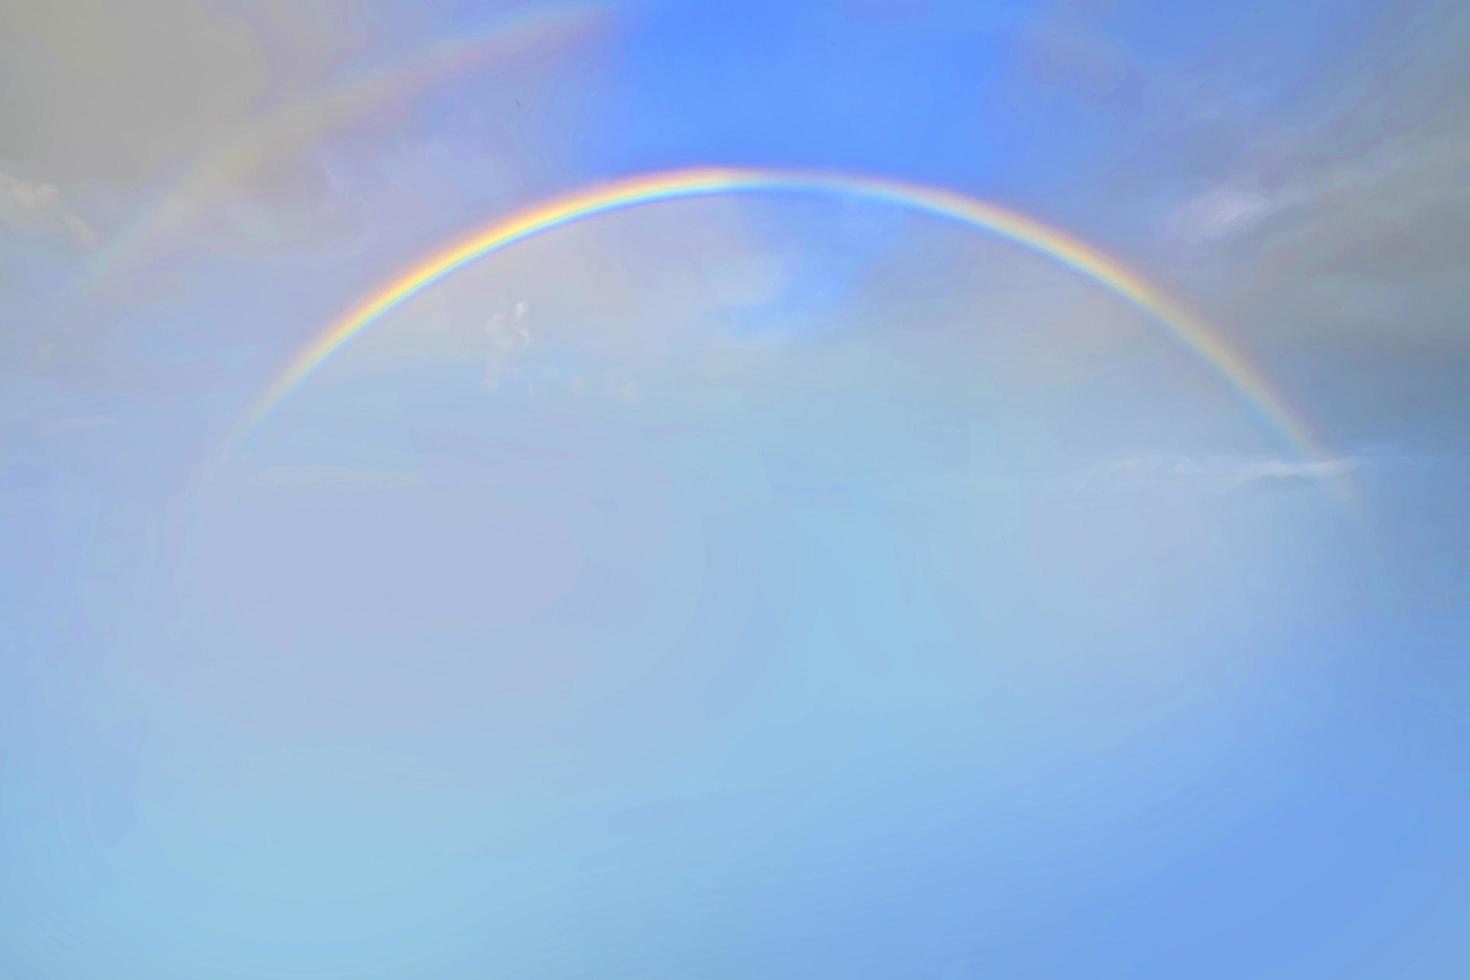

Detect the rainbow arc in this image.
[233,166,1330,465]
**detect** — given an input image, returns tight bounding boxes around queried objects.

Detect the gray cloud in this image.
[1172,5,1469,316]
[1040,1,1470,454]
[1168,132,1470,285]
[0,0,370,268]
[0,1,383,191]
[0,2,611,295]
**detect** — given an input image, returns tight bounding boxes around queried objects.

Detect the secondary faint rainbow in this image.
[234,166,1330,463]
[84,2,606,294]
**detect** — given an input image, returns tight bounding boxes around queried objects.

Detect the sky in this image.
[3,0,1470,976]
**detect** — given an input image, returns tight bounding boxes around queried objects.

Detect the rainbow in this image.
[85,3,606,294]
[234,166,1330,462]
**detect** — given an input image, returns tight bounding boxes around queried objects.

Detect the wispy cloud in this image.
[1065,454,1362,495]
[246,463,427,492]
[882,453,1367,506]
[40,414,118,438]
[483,300,534,391]
[0,169,97,247]
[1165,132,1470,278]
[1231,456,1359,484]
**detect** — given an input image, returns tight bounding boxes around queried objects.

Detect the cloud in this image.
[1164,186,1274,244]
[79,4,610,287]
[1,2,601,263]
[246,463,427,492]
[40,415,118,438]
[0,169,97,247]
[879,452,1367,507]
[1231,457,1358,484]
[1165,132,1470,278]
[1062,1,1470,309]
[1043,3,1470,454]
[484,301,534,391]
[1139,3,1470,315]
[1156,122,1470,448]
[1064,454,1361,496]
[1018,3,1133,105]
[0,1,377,193]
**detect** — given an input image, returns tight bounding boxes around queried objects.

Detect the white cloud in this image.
[483,300,533,391]
[1167,132,1470,255]
[887,453,1365,504]
[1165,186,1274,243]
[0,169,97,247]
[1231,457,1358,484]
[1070,454,1361,495]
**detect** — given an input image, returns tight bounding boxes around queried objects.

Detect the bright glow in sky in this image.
[4,1,1470,977]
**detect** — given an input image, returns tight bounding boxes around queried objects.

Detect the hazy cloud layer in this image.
[1,1,600,264]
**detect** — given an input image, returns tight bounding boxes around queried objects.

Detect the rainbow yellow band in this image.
[235,166,1327,461]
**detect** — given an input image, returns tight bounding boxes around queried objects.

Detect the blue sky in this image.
[4,1,1470,976]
